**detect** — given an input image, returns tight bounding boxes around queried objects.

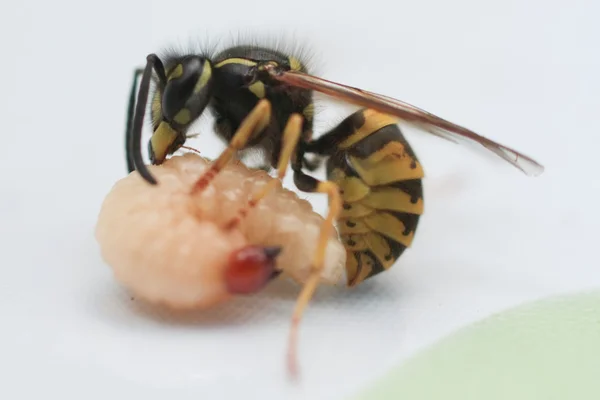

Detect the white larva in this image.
[95,152,346,310]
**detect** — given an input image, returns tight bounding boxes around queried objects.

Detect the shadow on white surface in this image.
[88,273,401,328]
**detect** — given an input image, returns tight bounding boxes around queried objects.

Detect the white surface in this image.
[1,1,599,399]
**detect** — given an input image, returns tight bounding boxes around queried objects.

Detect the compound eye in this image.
[161,57,204,123]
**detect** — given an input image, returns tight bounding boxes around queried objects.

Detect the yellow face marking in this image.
[151,91,162,128]
[350,155,424,186]
[194,60,212,93]
[248,81,266,98]
[214,58,257,68]
[168,64,183,80]
[150,121,179,163]
[363,187,424,215]
[303,103,315,121]
[174,108,191,125]
[289,56,303,71]
[339,110,400,149]
[363,212,415,247]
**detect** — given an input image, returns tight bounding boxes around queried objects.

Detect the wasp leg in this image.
[287,169,342,377]
[224,113,303,230]
[191,99,272,194]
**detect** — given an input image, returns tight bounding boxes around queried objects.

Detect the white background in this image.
[1,1,598,399]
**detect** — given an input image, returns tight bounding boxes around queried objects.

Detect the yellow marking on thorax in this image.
[303,103,315,121]
[362,187,424,215]
[289,56,303,71]
[339,110,400,149]
[214,58,257,68]
[194,60,212,93]
[363,212,415,247]
[248,81,265,98]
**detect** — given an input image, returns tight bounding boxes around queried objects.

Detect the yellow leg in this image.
[287,180,342,378]
[191,99,272,194]
[224,113,303,230]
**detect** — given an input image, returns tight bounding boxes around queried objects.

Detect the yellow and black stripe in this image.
[302,109,424,287]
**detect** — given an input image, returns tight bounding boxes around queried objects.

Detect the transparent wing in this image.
[266,67,544,176]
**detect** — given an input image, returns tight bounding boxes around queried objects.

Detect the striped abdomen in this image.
[325,110,424,286]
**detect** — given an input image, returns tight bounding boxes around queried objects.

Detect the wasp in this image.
[125,42,544,376]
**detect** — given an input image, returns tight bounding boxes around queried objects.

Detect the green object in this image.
[354,290,600,399]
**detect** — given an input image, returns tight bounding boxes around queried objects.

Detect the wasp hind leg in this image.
[217,113,343,377]
[286,167,343,377]
[190,99,272,194]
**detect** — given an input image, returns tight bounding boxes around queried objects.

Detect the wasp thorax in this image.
[162,56,213,129]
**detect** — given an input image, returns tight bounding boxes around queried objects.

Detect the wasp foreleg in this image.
[191,99,272,194]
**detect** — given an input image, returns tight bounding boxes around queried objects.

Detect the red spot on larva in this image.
[224,246,282,295]
[224,217,241,230]
[192,168,218,193]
